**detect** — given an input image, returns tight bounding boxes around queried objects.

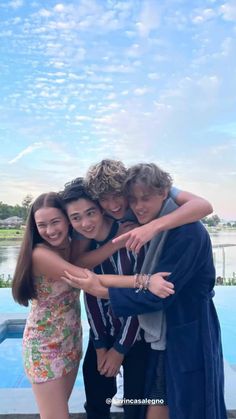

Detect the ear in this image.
[162,188,169,200]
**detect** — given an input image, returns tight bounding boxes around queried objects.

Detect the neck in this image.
[94,217,114,242]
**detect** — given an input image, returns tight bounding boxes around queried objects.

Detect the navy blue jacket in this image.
[109,222,227,419]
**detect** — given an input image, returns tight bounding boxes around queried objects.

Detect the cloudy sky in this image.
[0,0,235,219]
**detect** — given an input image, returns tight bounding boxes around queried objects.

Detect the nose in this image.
[81,218,91,229]
[46,223,55,235]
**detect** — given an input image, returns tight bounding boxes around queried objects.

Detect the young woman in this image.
[12,192,88,419]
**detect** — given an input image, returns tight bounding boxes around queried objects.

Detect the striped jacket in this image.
[84,221,146,354]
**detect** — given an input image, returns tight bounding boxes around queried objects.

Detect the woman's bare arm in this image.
[32,246,87,281]
[62,269,174,299]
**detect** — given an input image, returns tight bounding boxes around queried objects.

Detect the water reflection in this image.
[0,232,236,278]
[0,242,21,278]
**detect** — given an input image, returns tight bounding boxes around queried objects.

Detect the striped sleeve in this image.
[111,248,140,354]
[84,292,109,349]
[112,315,140,354]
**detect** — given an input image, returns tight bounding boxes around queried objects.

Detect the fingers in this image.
[160,284,175,297]
[99,365,119,377]
[125,236,139,251]
[112,231,129,244]
[158,272,172,278]
[61,270,87,289]
[158,288,175,298]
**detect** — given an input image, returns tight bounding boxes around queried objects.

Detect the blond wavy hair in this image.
[85,159,128,199]
[124,163,173,195]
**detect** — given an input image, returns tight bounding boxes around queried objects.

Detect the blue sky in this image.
[0,0,235,219]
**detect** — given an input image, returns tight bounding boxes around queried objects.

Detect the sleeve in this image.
[169,185,181,200]
[112,315,140,355]
[109,224,210,317]
[84,292,109,349]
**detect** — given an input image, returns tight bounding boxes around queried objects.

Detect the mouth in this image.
[48,234,61,240]
[110,207,122,213]
[82,227,96,235]
[136,211,146,218]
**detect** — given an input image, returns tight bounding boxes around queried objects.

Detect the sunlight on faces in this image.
[128,182,168,225]
[66,198,109,241]
[34,207,70,247]
[98,193,128,220]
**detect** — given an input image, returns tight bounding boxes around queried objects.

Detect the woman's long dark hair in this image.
[12,192,68,306]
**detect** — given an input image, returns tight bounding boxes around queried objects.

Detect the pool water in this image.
[0,289,89,388]
[0,287,236,388]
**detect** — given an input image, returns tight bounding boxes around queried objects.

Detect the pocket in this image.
[168,320,204,372]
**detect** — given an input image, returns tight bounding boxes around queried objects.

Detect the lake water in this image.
[1,230,236,279]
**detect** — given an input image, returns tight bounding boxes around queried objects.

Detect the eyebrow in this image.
[69,206,98,217]
[36,217,62,224]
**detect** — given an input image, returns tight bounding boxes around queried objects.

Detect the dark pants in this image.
[83,337,149,419]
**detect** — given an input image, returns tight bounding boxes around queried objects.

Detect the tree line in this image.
[0,195,33,221]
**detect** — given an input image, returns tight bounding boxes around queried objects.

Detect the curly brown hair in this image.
[85,159,128,199]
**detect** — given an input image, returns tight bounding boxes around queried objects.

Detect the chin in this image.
[137,217,151,225]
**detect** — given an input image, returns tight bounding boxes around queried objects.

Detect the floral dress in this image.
[23,275,82,383]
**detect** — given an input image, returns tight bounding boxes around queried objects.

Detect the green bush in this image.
[0,274,13,288]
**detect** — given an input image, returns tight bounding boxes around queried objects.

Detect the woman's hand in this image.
[61,269,109,298]
[112,221,158,253]
[149,272,175,298]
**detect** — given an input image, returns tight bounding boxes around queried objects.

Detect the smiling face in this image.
[98,193,128,220]
[66,198,110,241]
[34,207,70,247]
[128,181,168,225]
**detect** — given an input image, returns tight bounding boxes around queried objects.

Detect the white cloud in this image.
[8,143,44,164]
[148,73,160,80]
[54,4,66,13]
[9,0,24,9]
[38,8,51,17]
[136,0,161,37]
[192,8,216,24]
[133,87,149,96]
[75,115,92,121]
[219,2,236,21]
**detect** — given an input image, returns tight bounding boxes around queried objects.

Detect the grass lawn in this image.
[0,229,23,240]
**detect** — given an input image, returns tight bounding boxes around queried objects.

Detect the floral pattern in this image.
[23,276,82,383]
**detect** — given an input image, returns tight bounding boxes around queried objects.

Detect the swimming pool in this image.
[0,289,89,388]
[0,286,236,388]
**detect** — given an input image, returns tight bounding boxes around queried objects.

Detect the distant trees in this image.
[21,194,33,220]
[202,215,236,228]
[0,194,33,222]
[202,214,221,227]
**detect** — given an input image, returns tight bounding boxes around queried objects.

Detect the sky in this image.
[0,0,236,219]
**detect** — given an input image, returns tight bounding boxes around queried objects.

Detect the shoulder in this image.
[32,244,54,262]
[168,221,210,244]
[169,185,181,200]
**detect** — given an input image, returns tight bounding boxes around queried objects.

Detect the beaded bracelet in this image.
[134,273,152,293]
[143,273,151,291]
[134,273,144,293]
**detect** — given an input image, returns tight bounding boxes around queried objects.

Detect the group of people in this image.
[12,159,227,419]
